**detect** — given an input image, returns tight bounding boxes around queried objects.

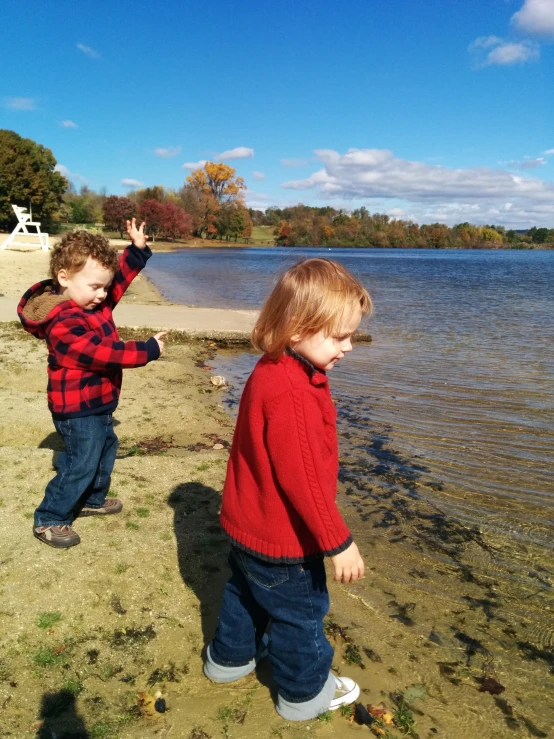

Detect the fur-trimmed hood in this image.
[18,280,72,339]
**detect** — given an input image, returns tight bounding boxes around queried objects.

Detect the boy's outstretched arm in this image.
[47,314,166,371]
[107,218,152,308]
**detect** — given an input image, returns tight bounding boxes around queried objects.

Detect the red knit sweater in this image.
[220,351,352,562]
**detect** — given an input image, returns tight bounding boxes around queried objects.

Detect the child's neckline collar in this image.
[285,347,328,386]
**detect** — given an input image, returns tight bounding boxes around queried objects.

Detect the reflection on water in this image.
[149,247,554,736]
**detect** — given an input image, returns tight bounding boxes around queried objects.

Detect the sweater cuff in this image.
[145,336,161,362]
[321,533,353,558]
[125,244,152,270]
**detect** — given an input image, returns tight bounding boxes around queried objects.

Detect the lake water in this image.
[148,247,554,736]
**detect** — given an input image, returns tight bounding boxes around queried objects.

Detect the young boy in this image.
[18,219,166,548]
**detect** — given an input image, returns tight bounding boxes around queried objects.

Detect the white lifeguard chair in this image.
[1,205,50,250]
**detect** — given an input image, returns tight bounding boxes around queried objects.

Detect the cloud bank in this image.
[281,148,554,227]
[61,120,78,128]
[512,0,554,38]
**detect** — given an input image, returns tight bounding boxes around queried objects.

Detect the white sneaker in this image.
[329,675,360,710]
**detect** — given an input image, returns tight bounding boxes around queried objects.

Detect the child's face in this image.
[57,257,114,310]
[291,306,362,372]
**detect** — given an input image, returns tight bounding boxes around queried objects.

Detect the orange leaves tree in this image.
[180,162,251,240]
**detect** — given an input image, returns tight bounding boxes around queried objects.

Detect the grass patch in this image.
[125,521,140,530]
[32,646,67,667]
[115,562,130,574]
[106,489,118,498]
[62,677,84,695]
[317,710,333,722]
[135,507,149,518]
[36,611,62,629]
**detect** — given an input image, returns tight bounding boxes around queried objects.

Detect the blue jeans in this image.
[35,414,118,527]
[209,547,334,703]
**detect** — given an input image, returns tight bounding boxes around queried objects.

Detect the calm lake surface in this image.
[148,248,554,736]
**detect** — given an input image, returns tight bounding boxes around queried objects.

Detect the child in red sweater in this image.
[204,258,372,720]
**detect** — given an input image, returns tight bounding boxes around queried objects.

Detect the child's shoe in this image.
[33,525,80,548]
[76,498,123,517]
[276,672,360,721]
[329,675,360,710]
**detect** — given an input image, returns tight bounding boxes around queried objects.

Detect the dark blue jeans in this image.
[35,414,118,527]
[210,547,334,703]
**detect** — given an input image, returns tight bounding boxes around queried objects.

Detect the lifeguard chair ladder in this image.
[1,205,49,250]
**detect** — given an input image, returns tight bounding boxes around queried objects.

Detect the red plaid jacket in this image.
[18,245,160,418]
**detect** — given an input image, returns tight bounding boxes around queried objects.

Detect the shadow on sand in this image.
[35,689,90,739]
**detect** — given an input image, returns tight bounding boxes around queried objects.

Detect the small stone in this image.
[213,443,224,450]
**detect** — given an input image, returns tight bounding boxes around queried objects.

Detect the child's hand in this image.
[126,218,149,248]
[331,542,365,583]
[153,332,168,355]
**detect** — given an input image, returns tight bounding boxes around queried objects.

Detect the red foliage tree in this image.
[160,202,193,240]
[138,198,165,241]
[102,196,136,237]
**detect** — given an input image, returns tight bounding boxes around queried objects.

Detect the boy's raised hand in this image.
[331,541,365,583]
[126,218,149,248]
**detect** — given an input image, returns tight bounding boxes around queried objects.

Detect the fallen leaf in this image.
[368,703,387,718]
[136,691,162,720]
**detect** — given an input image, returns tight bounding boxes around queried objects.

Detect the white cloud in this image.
[251,171,265,181]
[469,36,539,66]
[55,164,88,185]
[61,120,78,128]
[507,156,546,169]
[121,178,143,188]
[154,146,181,158]
[544,148,554,155]
[512,0,554,38]
[215,147,254,160]
[281,158,309,167]
[182,160,208,170]
[280,148,554,227]
[77,43,101,59]
[4,97,36,110]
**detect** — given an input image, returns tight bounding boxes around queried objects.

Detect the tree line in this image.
[248,205,554,249]
[1,129,552,248]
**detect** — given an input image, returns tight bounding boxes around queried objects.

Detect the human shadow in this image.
[35,689,90,738]
[167,481,231,648]
[167,481,276,696]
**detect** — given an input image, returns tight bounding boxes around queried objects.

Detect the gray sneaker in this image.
[76,498,123,517]
[33,525,81,548]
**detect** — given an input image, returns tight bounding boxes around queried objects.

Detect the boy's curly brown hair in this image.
[49,231,119,286]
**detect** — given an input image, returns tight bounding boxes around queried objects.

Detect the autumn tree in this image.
[138,199,165,241]
[160,202,193,240]
[180,162,247,239]
[102,196,136,237]
[0,129,68,229]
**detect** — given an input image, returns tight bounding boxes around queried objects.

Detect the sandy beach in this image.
[0,246,541,739]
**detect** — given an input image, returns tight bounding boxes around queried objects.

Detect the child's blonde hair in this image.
[50,231,119,286]
[252,258,372,360]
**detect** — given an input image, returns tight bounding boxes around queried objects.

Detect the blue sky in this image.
[1,0,553,227]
